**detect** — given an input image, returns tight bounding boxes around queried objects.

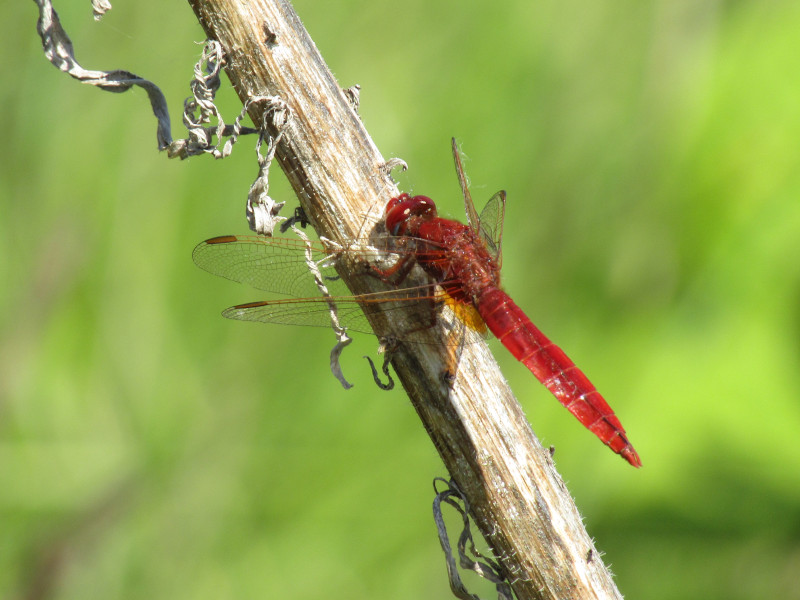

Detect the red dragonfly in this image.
[194,139,641,467]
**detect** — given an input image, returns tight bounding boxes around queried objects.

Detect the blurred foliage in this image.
[2,1,800,599]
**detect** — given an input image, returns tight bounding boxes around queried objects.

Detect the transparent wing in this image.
[193,234,488,343]
[451,137,480,230]
[193,235,352,299]
[477,190,506,265]
[450,138,506,264]
[220,284,447,335]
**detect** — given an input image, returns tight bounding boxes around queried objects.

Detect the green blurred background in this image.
[3,1,800,598]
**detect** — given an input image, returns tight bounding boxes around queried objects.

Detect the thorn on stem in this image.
[380,157,408,181]
[263,23,278,45]
[344,84,361,113]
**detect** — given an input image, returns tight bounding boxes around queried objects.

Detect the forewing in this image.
[477,190,506,265]
[193,233,490,346]
[451,137,480,231]
[195,235,437,333]
[192,235,346,299]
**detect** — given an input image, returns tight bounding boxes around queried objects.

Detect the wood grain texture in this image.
[187,1,625,598]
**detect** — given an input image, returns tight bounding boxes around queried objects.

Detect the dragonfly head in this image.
[385,193,437,236]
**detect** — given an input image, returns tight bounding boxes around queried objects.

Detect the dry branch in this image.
[187,1,626,598]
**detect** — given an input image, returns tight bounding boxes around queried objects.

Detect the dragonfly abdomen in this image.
[476,287,641,467]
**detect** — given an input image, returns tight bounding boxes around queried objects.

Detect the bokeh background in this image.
[3,1,800,598]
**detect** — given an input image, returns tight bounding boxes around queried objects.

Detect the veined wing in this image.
[193,234,485,339]
[450,138,506,264]
[451,137,479,230]
[477,190,506,266]
[221,283,453,334]
[193,235,347,299]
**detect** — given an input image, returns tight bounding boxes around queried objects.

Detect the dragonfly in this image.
[193,139,641,467]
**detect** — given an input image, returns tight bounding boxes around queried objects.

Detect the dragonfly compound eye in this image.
[385,194,438,235]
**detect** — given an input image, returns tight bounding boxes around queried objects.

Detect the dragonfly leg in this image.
[368,252,418,285]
